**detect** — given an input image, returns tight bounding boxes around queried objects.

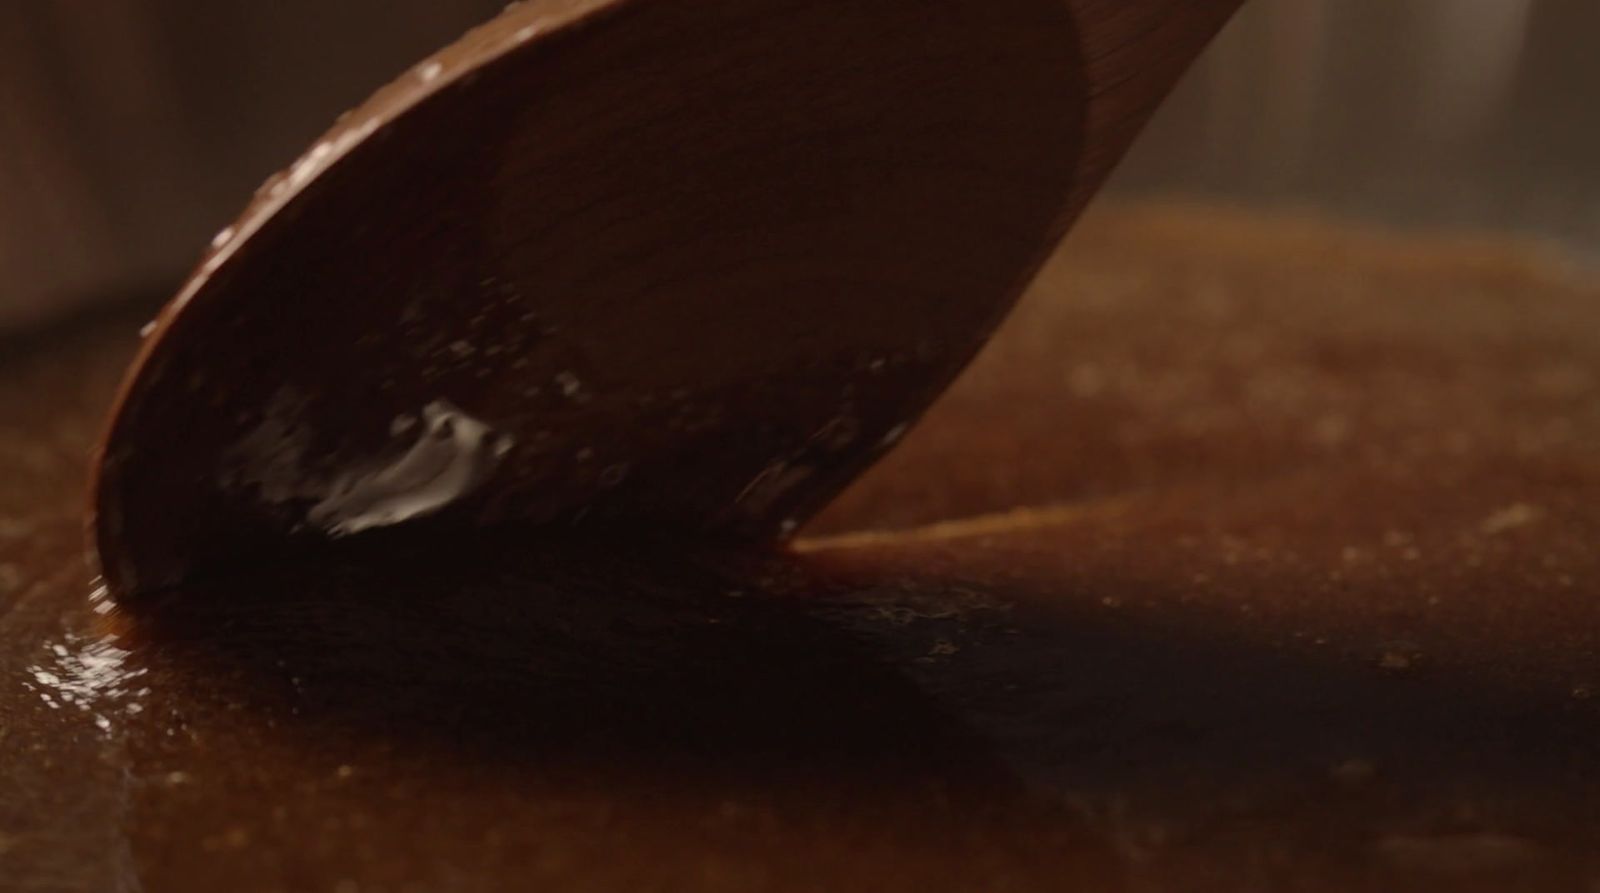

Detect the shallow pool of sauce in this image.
[5,204,1600,891]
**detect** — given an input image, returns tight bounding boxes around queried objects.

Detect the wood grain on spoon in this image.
[89,0,1243,596]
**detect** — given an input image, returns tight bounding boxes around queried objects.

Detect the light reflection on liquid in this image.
[23,626,146,735]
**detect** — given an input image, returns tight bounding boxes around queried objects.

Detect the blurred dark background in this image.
[2,0,1596,333]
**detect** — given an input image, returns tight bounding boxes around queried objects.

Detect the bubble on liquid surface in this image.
[1480,502,1542,535]
[1376,647,1419,674]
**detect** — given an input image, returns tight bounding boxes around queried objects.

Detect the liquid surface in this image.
[5,203,1600,891]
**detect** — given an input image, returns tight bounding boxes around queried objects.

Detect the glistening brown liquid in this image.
[5,204,1600,891]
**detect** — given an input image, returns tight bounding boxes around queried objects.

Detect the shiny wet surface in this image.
[5,203,1600,890]
[10,538,1107,891]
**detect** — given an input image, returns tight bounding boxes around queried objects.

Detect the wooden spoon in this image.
[90,0,1243,596]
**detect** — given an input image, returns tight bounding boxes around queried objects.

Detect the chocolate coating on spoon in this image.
[90,0,1237,595]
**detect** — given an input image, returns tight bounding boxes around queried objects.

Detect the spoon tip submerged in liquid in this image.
[89,0,1241,597]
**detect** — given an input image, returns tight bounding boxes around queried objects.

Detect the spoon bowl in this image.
[90,0,1241,595]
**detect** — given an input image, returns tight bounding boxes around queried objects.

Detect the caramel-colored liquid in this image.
[5,204,1599,890]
